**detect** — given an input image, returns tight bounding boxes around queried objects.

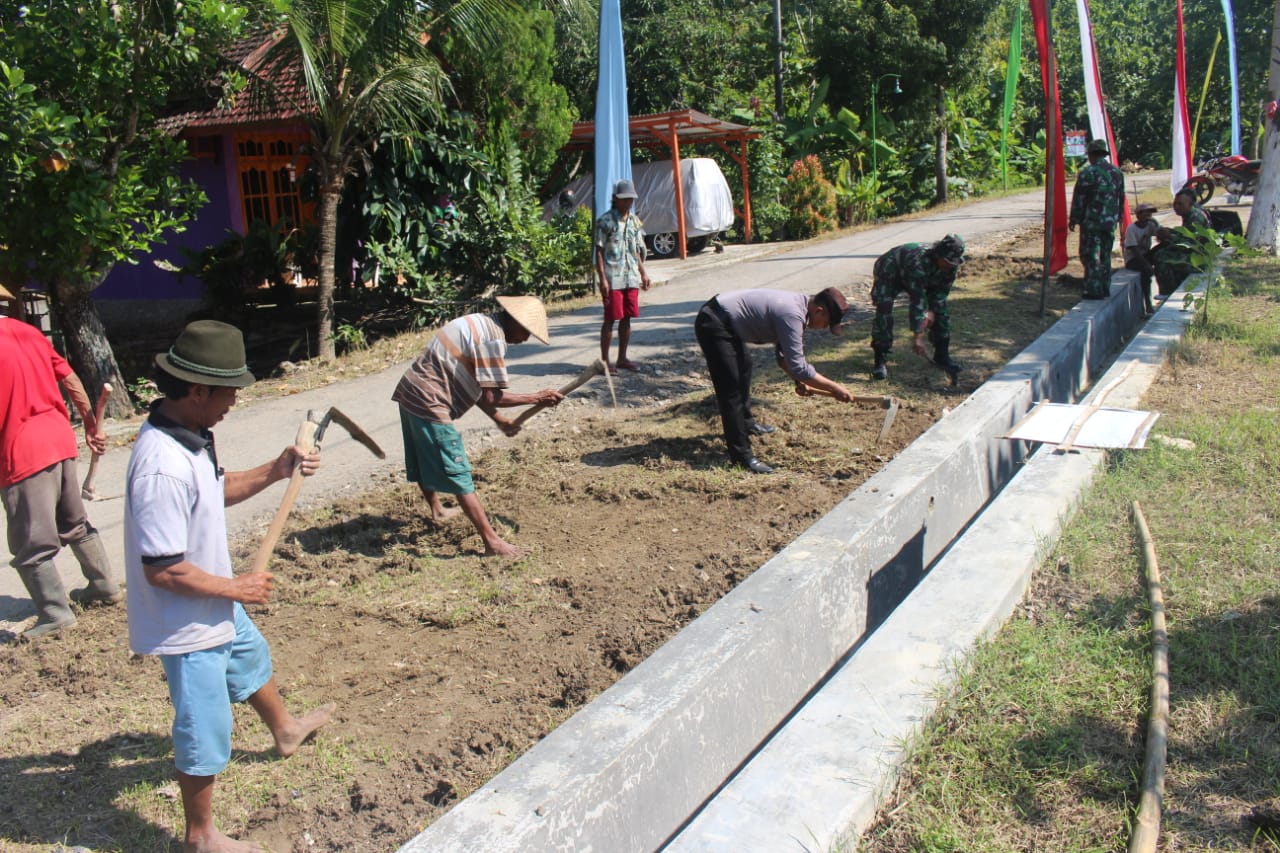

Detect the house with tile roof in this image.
[96,31,317,325]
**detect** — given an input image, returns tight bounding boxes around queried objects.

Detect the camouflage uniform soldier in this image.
[869,234,966,382]
[1068,139,1126,299]
[1152,188,1213,296]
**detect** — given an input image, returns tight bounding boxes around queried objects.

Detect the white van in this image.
[546,158,735,257]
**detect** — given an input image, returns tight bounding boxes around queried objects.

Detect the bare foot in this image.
[483,539,528,559]
[431,505,463,523]
[185,828,265,852]
[275,702,335,758]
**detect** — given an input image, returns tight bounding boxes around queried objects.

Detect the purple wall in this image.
[95,134,237,302]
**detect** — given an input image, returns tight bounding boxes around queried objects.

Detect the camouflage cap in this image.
[1086,138,1109,155]
[934,233,966,266]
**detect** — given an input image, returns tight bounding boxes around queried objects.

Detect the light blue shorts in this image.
[160,603,273,776]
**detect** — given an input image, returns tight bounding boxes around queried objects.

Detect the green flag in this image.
[1001,2,1023,190]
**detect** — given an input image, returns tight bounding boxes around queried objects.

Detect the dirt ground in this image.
[0,224,1123,852]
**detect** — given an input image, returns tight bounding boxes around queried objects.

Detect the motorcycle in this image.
[1182,148,1261,204]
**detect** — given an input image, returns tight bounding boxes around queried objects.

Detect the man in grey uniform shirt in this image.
[694,287,855,474]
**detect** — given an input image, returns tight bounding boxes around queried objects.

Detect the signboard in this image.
[1065,130,1088,158]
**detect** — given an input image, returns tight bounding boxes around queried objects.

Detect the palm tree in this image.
[256,0,505,360]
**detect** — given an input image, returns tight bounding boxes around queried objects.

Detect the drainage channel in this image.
[402,271,1185,853]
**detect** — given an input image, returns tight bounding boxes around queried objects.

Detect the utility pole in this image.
[773,0,784,118]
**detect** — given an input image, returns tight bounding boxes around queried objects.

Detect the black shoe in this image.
[747,422,776,436]
[872,363,888,381]
[735,456,775,475]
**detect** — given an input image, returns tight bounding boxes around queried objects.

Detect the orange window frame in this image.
[234,132,317,231]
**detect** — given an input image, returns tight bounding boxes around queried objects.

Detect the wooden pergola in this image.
[558,109,762,259]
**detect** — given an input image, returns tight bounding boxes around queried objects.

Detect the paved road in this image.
[0,174,1179,626]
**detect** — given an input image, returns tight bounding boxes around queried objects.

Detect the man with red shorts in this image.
[594,179,651,374]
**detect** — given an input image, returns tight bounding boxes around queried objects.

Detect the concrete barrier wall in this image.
[667,282,1197,850]
[402,275,1147,853]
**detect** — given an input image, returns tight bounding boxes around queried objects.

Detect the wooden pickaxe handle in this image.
[805,386,895,408]
[510,359,607,429]
[247,416,321,575]
[805,386,899,445]
[80,383,112,500]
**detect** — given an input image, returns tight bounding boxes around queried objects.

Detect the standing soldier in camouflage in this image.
[1068,139,1126,299]
[869,234,967,383]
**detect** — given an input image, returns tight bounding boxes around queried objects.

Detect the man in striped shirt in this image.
[393,296,563,557]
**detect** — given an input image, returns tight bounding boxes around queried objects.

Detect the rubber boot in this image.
[871,352,888,381]
[16,561,77,638]
[69,533,123,606]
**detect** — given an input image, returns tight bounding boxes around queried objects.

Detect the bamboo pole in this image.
[1128,500,1169,853]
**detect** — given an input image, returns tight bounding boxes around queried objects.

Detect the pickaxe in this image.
[249,407,385,573]
[510,359,616,429]
[81,383,112,500]
[808,387,900,446]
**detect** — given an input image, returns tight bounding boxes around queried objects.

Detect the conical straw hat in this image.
[496,295,550,345]
[0,281,14,301]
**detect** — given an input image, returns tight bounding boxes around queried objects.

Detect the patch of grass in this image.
[862,254,1280,851]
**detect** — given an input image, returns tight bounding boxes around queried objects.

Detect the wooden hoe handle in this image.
[510,360,606,429]
[248,416,321,574]
[81,383,113,499]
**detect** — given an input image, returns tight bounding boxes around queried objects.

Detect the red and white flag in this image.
[1030,0,1068,273]
[1076,0,1131,230]
[1171,0,1194,194]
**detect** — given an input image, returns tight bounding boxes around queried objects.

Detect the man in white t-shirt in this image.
[1123,202,1160,314]
[125,320,334,853]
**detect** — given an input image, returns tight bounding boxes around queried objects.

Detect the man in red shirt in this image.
[0,316,121,637]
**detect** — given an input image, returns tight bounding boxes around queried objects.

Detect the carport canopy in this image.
[558,109,762,258]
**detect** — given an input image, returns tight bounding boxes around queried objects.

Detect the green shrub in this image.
[747,131,790,242]
[783,155,838,239]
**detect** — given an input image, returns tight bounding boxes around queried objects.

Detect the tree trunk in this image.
[316,173,343,362]
[935,85,948,205]
[49,276,132,420]
[1244,0,1280,254]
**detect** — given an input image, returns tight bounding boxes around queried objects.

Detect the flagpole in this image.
[1221,0,1242,154]
[1041,6,1058,319]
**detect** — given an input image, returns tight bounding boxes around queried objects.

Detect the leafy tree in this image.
[0,0,246,417]
[442,2,574,176]
[1058,0,1274,164]
[621,0,782,117]
[808,0,993,206]
[345,118,493,295]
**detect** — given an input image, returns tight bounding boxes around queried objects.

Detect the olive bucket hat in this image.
[156,319,256,388]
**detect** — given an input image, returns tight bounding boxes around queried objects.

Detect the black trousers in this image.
[695,299,758,463]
